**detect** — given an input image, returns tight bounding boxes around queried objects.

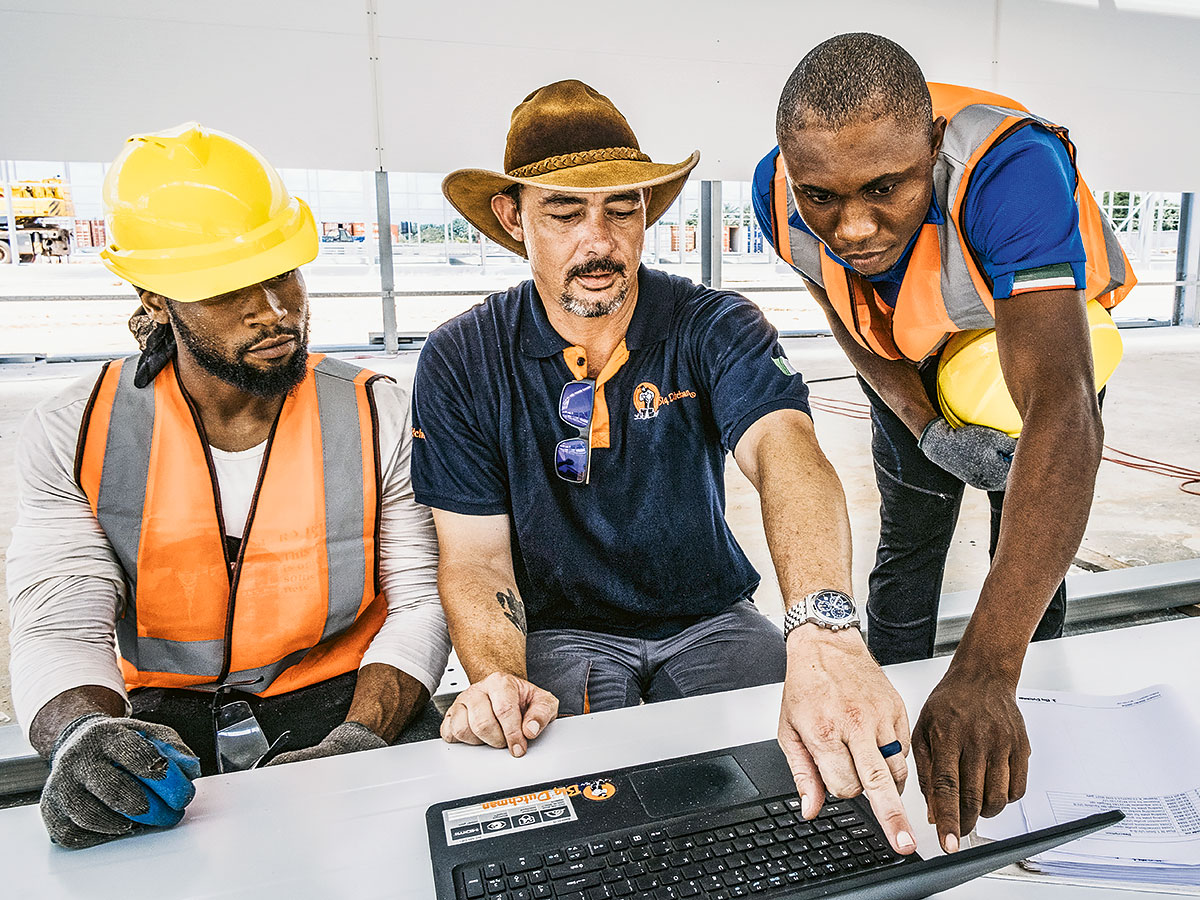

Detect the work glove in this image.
[918,417,1016,492]
[264,721,386,767]
[40,713,201,850]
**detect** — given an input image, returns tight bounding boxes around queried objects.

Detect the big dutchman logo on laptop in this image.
[633,382,697,421]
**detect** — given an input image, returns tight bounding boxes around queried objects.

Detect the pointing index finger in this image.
[848,738,917,855]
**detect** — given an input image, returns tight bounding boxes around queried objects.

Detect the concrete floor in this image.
[1,326,1198,724]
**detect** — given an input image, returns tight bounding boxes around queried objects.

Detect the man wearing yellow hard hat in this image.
[6,123,449,849]
[753,34,1134,854]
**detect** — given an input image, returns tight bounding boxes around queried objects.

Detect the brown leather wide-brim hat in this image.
[443,79,700,258]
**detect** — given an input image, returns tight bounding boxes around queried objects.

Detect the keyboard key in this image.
[528,870,547,883]
[765,801,787,816]
[486,877,505,893]
[462,873,485,899]
[678,882,700,898]
[566,846,588,861]
[784,798,802,812]
[484,864,504,880]
[584,887,610,900]
[834,813,863,828]
[752,834,774,848]
[753,819,774,834]
[648,829,666,842]
[734,824,756,838]
[847,826,872,839]
[506,874,527,888]
[512,890,531,900]
[532,886,552,900]
[813,821,834,833]
[559,872,602,892]
[507,855,542,873]
[544,851,565,866]
[610,837,628,851]
[589,841,609,856]
[767,847,789,861]
[610,881,633,897]
[866,837,887,851]
[549,858,606,879]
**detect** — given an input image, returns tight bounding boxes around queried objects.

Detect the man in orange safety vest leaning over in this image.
[6,124,449,849]
[752,33,1133,855]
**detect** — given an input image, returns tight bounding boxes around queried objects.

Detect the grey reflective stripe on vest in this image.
[94,356,374,687]
[93,356,153,668]
[781,188,826,288]
[313,355,368,642]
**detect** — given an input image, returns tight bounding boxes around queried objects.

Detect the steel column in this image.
[1174,192,1198,327]
[699,180,722,288]
[3,161,19,265]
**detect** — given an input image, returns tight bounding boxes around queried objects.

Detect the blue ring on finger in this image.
[878,740,903,759]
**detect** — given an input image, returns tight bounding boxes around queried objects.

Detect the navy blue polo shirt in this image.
[410,266,811,638]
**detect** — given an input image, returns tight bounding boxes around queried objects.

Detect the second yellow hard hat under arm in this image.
[100,123,318,302]
[936,300,1124,438]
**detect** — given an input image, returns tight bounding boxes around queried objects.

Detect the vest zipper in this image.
[175,361,287,685]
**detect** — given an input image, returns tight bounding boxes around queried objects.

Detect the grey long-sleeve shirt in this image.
[6,366,450,738]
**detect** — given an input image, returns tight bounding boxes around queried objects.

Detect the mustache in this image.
[235,326,305,358]
[566,257,626,282]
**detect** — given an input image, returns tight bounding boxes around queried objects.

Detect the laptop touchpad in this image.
[628,754,759,818]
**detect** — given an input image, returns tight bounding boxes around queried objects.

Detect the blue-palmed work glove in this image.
[264,721,386,767]
[918,417,1017,492]
[40,713,200,850]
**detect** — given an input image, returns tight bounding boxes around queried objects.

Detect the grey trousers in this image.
[525,600,787,716]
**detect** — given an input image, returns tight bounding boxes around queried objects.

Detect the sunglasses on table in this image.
[556,378,595,484]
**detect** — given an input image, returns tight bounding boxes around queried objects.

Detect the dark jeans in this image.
[129,670,443,776]
[859,367,1070,665]
[526,600,786,716]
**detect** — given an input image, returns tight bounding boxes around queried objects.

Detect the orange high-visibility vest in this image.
[76,353,388,696]
[770,83,1135,362]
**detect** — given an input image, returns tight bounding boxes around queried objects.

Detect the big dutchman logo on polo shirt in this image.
[632,381,697,421]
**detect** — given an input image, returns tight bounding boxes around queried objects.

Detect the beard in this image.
[168,303,310,399]
[558,256,632,319]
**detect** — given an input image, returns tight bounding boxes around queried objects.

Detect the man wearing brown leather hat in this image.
[411,80,918,856]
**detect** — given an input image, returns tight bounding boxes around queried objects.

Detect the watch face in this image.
[812,591,855,622]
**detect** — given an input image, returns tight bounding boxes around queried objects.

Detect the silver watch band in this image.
[783,590,860,638]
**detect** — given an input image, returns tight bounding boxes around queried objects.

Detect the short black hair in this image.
[776,33,932,140]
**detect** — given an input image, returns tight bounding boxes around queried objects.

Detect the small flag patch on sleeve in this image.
[1011,262,1078,295]
[773,354,798,376]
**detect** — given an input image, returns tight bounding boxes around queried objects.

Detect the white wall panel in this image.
[0,1,374,170]
[2,0,1199,188]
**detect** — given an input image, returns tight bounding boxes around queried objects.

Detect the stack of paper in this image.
[976,685,1200,888]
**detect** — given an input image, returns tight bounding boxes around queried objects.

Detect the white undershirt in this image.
[208,442,267,540]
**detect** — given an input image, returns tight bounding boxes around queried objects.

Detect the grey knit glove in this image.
[918,417,1016,492]
[264,721,386,767]
[41,714,200,850]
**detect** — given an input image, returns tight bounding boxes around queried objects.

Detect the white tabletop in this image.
[4,617,1198,899]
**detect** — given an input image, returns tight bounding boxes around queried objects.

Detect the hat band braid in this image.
[508,147,652,179]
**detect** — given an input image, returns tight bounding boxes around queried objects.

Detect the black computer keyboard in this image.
[453,795,907,900]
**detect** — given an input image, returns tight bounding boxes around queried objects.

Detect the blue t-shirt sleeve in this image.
[963,124,1088,299]
[409,334,509,516]
[751,147,781,249]
[690,293,812,452]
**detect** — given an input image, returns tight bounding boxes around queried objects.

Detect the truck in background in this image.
[0,178,74,262]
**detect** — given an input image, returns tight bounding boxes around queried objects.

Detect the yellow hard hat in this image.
[937,299,1123,438]
[100,122,318,302]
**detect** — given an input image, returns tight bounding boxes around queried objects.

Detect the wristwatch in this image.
[783,589,861,637]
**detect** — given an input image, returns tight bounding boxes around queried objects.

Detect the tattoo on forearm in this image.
[495,588,527,636]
